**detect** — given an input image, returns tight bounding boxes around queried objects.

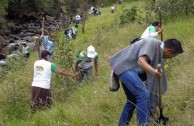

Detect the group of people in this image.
[64,24,78,40]
[64,14,81,40]
[109,21,183,126]
[89,6,101,15]
[32,33,99,112]
[31,8,183,126]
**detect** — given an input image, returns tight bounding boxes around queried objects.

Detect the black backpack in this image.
[64,29,70,35]
[130,37,141,44]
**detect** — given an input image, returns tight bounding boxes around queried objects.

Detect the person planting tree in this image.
[31,50,78,113]
[75,45,99,82]
[141,21,163,39]
[109,38,183,126]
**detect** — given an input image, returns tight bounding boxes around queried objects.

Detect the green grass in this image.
[1,1,194,126]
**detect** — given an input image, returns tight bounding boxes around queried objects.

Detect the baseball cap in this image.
[87,45,96,58]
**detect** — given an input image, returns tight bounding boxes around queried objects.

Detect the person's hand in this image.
[158,27,163,34]
[153,69,162,80]
[74,72,79,78]
[40,34,44,38]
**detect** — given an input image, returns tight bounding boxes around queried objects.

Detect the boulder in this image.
[2,40,10,46]
[0,54,6,60]
[0,60,7,66]
[28,42,36,52]
[1,47,11,55]
[0,35,4,47]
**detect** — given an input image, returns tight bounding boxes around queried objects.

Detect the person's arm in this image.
[157,27,163,35]
[75,60,81,72]
[75,52,84,72]
[149,26,163,38]
[36,37,45,50]
[51,63,78,78]
[40,42,45,50]
[94,60,98,76]
[55,69,78,78]
[137,55,162,79]
[40,17,45,38]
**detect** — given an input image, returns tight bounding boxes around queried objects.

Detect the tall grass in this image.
[0,1,194,126]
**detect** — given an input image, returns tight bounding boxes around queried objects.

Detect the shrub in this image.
[119,6,137,25]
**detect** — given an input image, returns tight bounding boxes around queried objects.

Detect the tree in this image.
[144,0,194,22]
[80,0,90,33]
[6,0,63,18]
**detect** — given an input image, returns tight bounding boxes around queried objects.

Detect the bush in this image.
[119,6,137,25]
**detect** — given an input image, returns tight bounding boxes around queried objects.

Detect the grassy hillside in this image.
[0,1,194,126]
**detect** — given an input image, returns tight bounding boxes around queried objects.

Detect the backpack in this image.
[130,37,141,44]
[64,29,70,35]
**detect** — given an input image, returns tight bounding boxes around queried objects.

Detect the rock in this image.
[23,36,31,41]
[1,14,64,52]
[9,38,15,43]
[6,22,15,27]
[28,42,36,52]
[0,60,7,66]
[10,34,21,40]
[46,15,55,21]
[2,40,10,46]
[0,30,5,36]
[4,29,11,36]
[0,35,4,47]
[0,54,6,60]
[1,47,11,55]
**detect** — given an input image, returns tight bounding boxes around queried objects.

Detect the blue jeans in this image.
[118,69,150,126]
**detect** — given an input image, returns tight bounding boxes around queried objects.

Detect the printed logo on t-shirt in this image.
[36,66,44,71]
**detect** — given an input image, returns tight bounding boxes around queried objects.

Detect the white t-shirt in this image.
[32,59,58,89]
[141,26,158,39]
[76,15,81,21]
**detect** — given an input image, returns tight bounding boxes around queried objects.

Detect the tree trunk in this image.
[185,5,188,15]
[33,0,37,17]
[54,0,65,19]
[81,0,89,33]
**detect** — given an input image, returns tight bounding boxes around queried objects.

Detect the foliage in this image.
[6,0,61,17]
[0,18,6,29]
[62,0,81,15]
[144,0,194,22]
[119,6,138,25]
[35,0,55,14]
[0,53,30,121]
[52,31,78,102]
[155,0,194,15]
[54,32,75,72]
[0,0,7,28]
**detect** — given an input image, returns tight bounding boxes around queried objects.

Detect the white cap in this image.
[87,45,96,58]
